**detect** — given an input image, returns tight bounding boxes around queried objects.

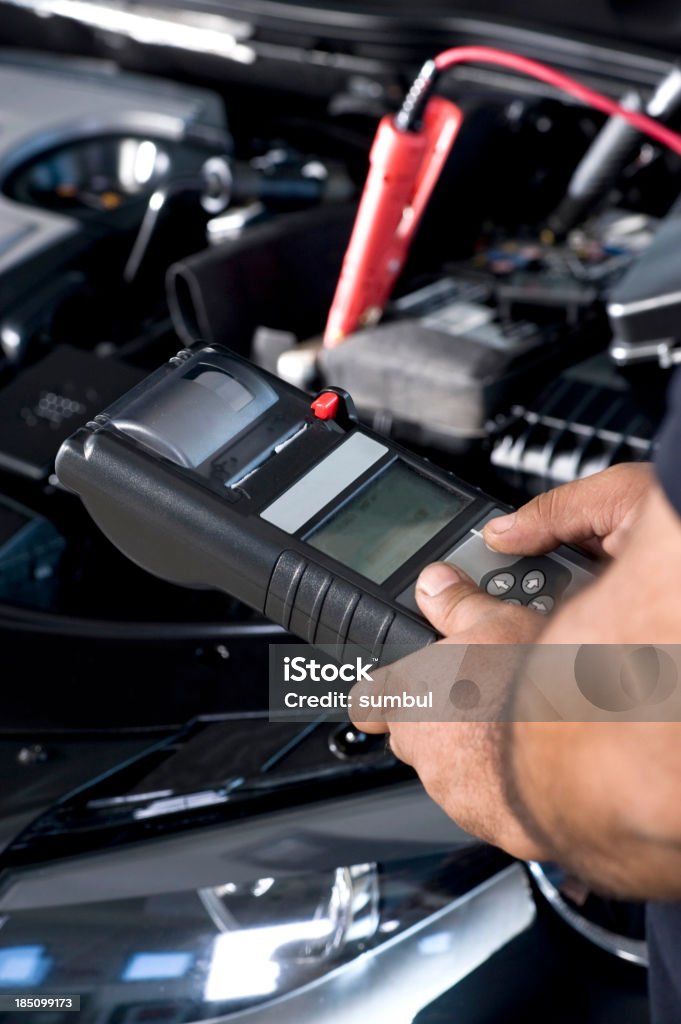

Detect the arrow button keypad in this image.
[486,572,516,596]
[521,569,546,595]
[480,556,571,615]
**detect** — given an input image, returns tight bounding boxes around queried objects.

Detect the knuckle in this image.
[596,463,632,498]
[592,462,649,499]
[604,462,629,481]
[439,582,468,614]
[605,461,646,482]
[440,585,489,632]
[387,727,409,765]
[532,486,562,523]
[513,491,546,531]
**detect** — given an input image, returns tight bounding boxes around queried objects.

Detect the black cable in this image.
[549,65,681,236]
[0,605,286,641]
[123,175,204,285]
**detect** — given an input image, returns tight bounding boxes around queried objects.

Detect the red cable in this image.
[324,46,681,346]
[434,46,681,156]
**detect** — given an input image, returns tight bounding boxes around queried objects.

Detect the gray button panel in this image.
[397,509,594,615]
[397,509,511,613]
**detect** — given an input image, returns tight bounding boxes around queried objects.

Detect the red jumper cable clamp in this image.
[323,91,462,348]
[324,46,681,350]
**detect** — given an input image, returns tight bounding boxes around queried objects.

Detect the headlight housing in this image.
[0,849,534,1022]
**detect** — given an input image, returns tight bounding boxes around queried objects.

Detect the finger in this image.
[351,641,478,737]
[350,664,390,734]
[350,661,445,733]
[482,464,651,557]
[415,562,503,635]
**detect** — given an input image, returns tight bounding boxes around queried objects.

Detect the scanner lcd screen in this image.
[307,461,470,583]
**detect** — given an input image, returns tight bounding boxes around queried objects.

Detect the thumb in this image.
[415,562,499,635]
[482,465,651,557]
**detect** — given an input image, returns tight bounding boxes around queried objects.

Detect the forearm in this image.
[506,482,681,897]
[508,720,681,898]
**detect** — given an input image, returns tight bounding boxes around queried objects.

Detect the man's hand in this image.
[350,461,681,893]
[483,462,651,559]
[351,560,547,861]
[508,477,681,897]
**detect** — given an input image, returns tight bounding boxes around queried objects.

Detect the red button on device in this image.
[311,392,340,420]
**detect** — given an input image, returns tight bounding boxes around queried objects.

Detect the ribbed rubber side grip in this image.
[289,564,334,642]
[265,550,309,631]
[265,550,436,662]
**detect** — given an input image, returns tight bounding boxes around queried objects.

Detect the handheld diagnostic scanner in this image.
[56,345,594,664]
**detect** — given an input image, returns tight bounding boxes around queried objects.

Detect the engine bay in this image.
[0,29,674,713]
[1,5,680,1017]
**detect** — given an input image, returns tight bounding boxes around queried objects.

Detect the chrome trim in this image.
[529,862,648,967]
[609,289,681,318]
[0,114,188,183]
[201,864,536,1023]
[3,0,256,65]
[610,338,681,367]
[2,0,675,95]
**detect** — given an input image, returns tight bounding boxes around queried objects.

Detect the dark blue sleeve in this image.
[655,369,681,514]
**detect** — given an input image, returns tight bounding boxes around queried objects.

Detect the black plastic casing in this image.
[55,346,535,663]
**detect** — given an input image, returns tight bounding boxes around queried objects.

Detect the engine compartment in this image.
[0,5,675,825]
[0,31,674,720]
